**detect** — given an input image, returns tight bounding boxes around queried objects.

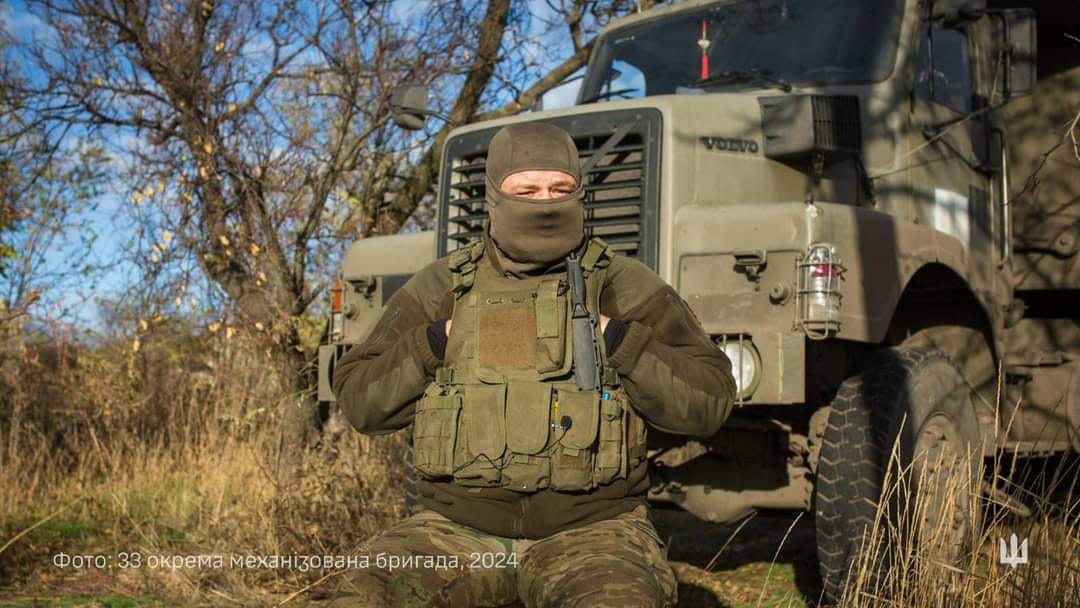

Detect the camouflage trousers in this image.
[324,505,677,608]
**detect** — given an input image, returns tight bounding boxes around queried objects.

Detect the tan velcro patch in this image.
[478,306,537,369]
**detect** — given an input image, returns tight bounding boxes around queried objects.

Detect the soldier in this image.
[330,123,736,607]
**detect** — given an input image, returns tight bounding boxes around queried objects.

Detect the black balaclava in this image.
[484,123,585,276]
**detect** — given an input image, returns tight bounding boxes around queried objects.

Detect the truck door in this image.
[909,19,997,296]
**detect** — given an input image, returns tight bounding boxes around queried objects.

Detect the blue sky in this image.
[2,0,586,331]
[2,0,141,328]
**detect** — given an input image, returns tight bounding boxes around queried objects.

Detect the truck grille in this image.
[437,109,662,270]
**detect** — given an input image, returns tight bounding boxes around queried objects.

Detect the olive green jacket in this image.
[332,246,736,538]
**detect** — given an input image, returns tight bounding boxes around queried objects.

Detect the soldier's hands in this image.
[600,314,609,333]
[445,319,452,336]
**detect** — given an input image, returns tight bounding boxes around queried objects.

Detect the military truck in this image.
[319,0,1080,599]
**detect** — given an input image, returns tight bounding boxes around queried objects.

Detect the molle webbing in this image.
[433,356,620,387]
[581,238,608,273]
[410,235,642,493]
[448,237,612,299]
[448,240,486,296]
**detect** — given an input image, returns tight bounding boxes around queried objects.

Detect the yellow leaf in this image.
[152,314,162,323]
[175,297,182,307]
[255,322,264,331]
[257,271,268,283]
[249,243,260,256]
[150,252,160,263]
[157,182,165,193]
[225,327,237,340]
[219,235,230,247]
[94,78,104,87]
[214,41,224,53]
[182,192,193,202]
[209,322,221,333]
[203,142,213,154]
[162,231,173,244]
[132,339,141,353]
[227,103,237,113]
[143,185,154,197]
[138,319,148,332]
[131,192,142,204]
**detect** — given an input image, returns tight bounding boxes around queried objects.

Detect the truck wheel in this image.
[814,347,984,601]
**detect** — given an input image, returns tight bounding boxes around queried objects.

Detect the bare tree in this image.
[1,26,107,323]
[19,0,637,460]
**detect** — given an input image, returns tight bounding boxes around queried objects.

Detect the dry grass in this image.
[0,325,1077,607]
[834,434,1079,608]
[0,326,410,606]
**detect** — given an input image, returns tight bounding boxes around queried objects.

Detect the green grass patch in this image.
[1,516,100,545]
[32,519,99,542]
[119,478,199,545]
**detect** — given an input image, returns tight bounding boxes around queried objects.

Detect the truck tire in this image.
[815,347,984,602]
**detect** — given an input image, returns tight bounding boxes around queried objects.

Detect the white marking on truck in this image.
[932,188,970,246]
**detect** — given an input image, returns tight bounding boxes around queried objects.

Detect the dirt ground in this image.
[652,506,821,608]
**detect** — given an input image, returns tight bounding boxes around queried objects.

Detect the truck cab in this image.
[320,0,1079,599]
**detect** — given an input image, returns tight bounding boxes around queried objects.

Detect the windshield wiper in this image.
[581,87,640,104]
[695,69,793,93]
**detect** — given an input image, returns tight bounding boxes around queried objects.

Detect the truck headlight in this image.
[717,336,761,400]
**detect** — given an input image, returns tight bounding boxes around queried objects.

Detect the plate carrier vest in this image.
[412,237,648,493]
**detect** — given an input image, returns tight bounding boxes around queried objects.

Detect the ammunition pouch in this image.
[412,237,647,493]
[413,376,645,492]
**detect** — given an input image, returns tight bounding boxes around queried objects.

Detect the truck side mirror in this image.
[390,84,430,131]
[997,10,1032,98]
[1001,9,1037,98]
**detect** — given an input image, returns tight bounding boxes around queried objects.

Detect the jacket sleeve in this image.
[331,262,450,435]
[603,263,737,437]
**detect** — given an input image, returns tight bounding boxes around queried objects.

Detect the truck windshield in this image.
[580,0,904,102]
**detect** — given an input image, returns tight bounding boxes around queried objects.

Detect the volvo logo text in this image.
[701,136,759,154]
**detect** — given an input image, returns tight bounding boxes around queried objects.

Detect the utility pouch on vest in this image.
[453,383,507,487]
[534,279,571,377]
[505,383,552,453]
[550,388,600,490]
[413,384,462,478]
[416,236,645,493]
[501,382,554,492]
[595,394,626,485]
[626,392,648,470]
